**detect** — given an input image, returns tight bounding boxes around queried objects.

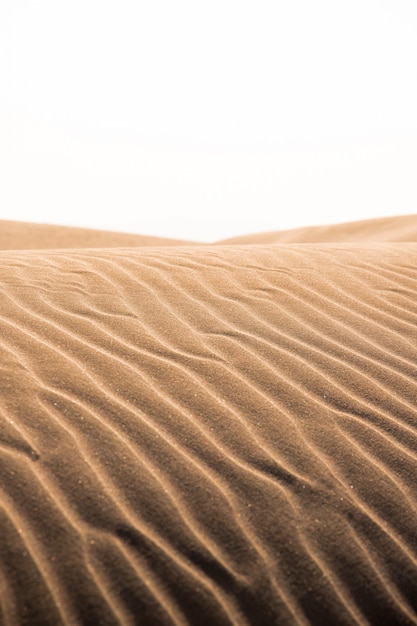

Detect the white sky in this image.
[1,0,417,242]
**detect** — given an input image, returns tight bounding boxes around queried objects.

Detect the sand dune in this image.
[1,216,417,625]
[0,220,196,250]
[220,214,417,244]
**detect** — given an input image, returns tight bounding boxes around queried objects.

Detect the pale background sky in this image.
[1,0,416,242]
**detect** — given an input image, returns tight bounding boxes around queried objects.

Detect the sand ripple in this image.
[0,244,417,625]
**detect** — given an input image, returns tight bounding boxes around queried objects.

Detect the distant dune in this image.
[1,216,417,625]
[220,214,417,244]
[0,220,196,250]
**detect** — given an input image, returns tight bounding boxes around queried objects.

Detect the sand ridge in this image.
[0,220,197,250]
[0,217,417,625]
[219,214,417,244]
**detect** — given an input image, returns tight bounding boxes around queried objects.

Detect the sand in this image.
[0,220,196,251]
[0,216,417,625]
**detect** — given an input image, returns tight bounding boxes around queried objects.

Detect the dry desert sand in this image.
[1,215,417,625]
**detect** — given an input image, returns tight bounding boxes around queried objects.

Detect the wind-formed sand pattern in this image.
[1,217,417,625]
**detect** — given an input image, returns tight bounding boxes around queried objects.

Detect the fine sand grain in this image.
[0,217,417,625]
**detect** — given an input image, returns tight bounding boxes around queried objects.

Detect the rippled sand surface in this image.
[1,217,417,625]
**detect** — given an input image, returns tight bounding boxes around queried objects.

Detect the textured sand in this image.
[0,217,417,625]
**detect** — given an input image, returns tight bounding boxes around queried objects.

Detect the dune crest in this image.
[1,217,417,625]
[219,214,417,244]
[0,220,196,250]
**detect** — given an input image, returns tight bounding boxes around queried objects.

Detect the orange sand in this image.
[0,216,417,625]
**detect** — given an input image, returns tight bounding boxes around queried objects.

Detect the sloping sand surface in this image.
[0,220,196,250]
[220,214,417,244]
[1,216,417,625]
